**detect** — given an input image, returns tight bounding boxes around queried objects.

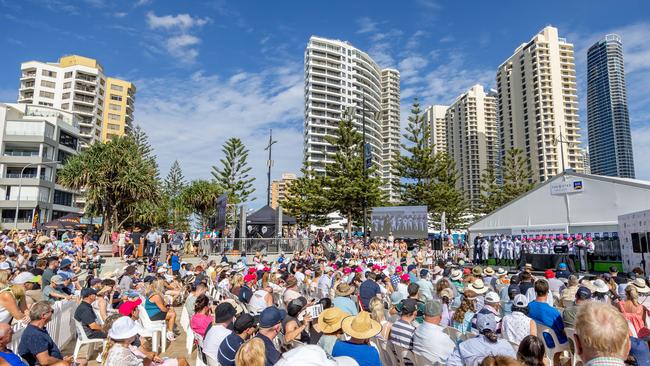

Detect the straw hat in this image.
[467,279,489,294]
[631,278,650,294]
[335,283,355,297]
[483,267,495,276]
[450,269,463,281]
[592,279,610,294]
[317,307,349,334]
[341,311,382,339]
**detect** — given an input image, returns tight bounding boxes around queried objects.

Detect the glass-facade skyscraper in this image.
[587,34,635,178]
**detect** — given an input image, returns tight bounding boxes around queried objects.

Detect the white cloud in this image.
[146,12,210,30]
[134,0,152,7]
[145,12,210,63]
[134,64,304,206]
[113,12,127,18]
[165,35,201,62]
[357,17,378,34]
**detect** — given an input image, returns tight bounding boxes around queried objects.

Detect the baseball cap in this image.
[576,286,592,300]
[484,291,500,303]
[60,258,72,268]
[400,298,418,315]
[395,266,402,273]
[215,302,237,323]
[558,263,568,270]
[400,274,410,282]
[143,275,156,283]
[89,278,102,286]
[544,269,556,279]
[287,296,308,316]
[424,301,442,317]
[50,275,64,285]
[12,272,36,285]
[420,269,429,278]
[118,299,143,316]
[390,291,405,305]
[609,266,618,273]
[513,294,529,307]
[259,306,287,328]
[234,313,258,333]
[81,288,97,298]
[476,312,497,333]
[407,264,416,273]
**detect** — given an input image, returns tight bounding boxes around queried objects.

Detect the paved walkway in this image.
[61,305,198,366]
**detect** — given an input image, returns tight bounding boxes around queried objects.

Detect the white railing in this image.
[10,300,78,352]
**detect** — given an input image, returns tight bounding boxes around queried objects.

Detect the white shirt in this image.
[294,271,305,284]
[203,324,232,359]
[502,311,532,344]
[412,322,455,364]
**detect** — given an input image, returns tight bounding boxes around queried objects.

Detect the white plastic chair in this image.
[536,322,571,366]
[72,320,106,362]
[564,327,583,366]
[412,351,434,366]
[180,306,194,355]
[137,305,167,353]
[194,333,207,366]
[373,336,399,366]
[443,326,464,345]
[204,351,220,366]
[392,343,416,366]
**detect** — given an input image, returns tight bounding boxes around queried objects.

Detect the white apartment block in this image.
[304,36,400,202]
[424,104,449,154]
[18,55,134,148]
[380,69,401,202]
[496,26,583,183]
[0,103,82,229]
[445,85,498,207]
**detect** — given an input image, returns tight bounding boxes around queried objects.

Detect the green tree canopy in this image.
[324,111,384,235]
[164,160,186,199]
[478,148,534,215]
[212,138,255,204]
[57,136,160,244]
[281,163,331,228]
[179,180,223,229]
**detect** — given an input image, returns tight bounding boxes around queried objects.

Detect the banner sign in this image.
[511,225,568,236]
[550,179,584,195]
[371,206,428,239]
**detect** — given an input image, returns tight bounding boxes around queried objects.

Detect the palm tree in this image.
[57,136,160,244]
[179,180,223,229]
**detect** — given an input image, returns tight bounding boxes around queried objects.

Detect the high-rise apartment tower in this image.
[303,36,400,201]
[496,26,583,183]
[445,85,498,207]
[424,105,449,154]
[587,34,635,178]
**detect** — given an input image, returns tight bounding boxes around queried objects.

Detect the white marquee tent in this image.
[468,171,650,242]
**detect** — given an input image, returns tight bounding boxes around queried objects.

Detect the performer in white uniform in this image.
[481,237,490,264]
[514,237,522,263]
[505,236,514,264]
[493,236,502,264]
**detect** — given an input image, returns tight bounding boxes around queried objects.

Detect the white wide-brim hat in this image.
[108,316,143,340]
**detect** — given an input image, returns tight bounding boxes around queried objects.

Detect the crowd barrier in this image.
[200,238,310,255]
[10,300,77,352]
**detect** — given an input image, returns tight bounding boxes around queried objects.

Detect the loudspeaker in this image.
[632,233,641,253]
[433,237,443,250]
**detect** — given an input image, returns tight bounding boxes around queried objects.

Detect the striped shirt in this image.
[389,319,416,349]
[217,333,244,366]
[389,319,416,366]
[584,358,625,366]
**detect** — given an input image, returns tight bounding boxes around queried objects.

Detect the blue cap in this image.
[58,271,72,280]
[420,269,429,277]
[258,306,286,328]
[407,264,417,273]
[558,263,567,270]
[60,258,72,268]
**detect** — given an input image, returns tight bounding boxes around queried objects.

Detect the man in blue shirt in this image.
[18,301,70,366]
[255,306,285,366]
[218,313,258,366]
[527,279,567,365]
[358,272,381,311]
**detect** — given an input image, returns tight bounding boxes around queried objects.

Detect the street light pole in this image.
[14,161,61,229]
[264,129,277,207]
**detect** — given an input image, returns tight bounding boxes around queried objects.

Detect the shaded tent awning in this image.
[247,205,296,225]
[41,213,83,230]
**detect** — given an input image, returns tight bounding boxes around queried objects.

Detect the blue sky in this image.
[1,0,649,207]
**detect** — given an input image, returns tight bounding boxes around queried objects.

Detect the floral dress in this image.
[104,344,143,366]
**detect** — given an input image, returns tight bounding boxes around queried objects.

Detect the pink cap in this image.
[395,266,403,273]
[576,234,583,240]
[400,273,410,282]
[355,267,362,273]
[343,268,351,274]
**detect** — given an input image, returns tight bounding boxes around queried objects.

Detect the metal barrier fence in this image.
[200,238,310,255]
